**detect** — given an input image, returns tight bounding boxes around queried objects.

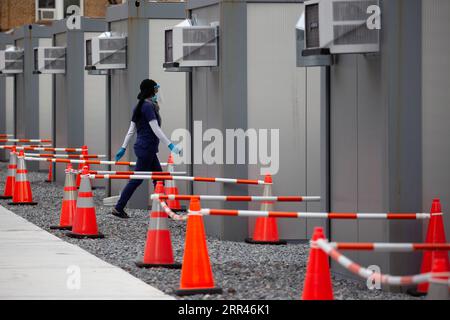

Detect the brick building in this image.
[0,0,126,32]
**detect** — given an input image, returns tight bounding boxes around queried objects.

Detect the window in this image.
[64,0,82,18]
[39,0,55,7]
[36,0,84,21]
[36,0,57,21]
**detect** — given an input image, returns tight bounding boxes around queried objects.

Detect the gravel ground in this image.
[0,161,420,300]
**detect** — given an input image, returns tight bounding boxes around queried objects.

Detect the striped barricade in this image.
[87,174,268,185]
[23,157,150,167]
[159,199,188,221]
[329,242,450,252]
[315,238,450,286]
[87,170,186,176]
[151,194,321,202]
[24,153,107,159]
[0,145,52,150]
[0,139,52,143]
[9,147,83,152]
[198,209,431,220]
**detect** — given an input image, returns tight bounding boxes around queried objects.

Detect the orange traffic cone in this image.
[426,257,450,300]
[302,227,334,300]
[136,181,181,269]
[76,145,89,188]
[245,174,286,245]
[0,147,17,199]
[409,199,449,296]
[176,197,222,296]
[67,166,104,239]
[51,164,77,230]
[165,154,185,212]
[8,151,37,206]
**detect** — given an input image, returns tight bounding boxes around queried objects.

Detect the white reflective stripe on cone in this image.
[149,215,169,231]
[148,198,169,231]
[76,176,94,209]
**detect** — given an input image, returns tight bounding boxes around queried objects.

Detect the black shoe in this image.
[111,208,130,219]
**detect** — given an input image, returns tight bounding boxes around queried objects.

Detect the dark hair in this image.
[132,79,158,123]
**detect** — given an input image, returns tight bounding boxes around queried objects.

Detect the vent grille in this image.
[99,38,126,51]
[44,59,65,70]
[5,61,23,71]
[86,36,127,69]
[3,50,23,72]
[183,46,216,61]
[183,28,216,44]
[34,48,65,72]
[99,52,126,65]
[5,51,23,60]
[305,3,320,48]
[333,0,378,21]
[45,48,65,59]
[333,24,378,45]
[39,9,56,20]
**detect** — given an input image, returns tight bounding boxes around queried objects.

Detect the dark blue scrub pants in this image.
[115,148,162,211]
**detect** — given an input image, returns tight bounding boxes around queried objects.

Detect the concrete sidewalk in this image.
[0,205,173,300]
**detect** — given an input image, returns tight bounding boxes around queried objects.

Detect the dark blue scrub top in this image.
[134,100,161,154]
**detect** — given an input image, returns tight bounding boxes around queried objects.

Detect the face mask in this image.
[151,84,161,104]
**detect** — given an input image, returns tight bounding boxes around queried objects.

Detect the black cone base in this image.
[0,195,13,200]
[45,180,52,183]
[66,232,104,239]
[406,288,427,297]
[245,238,287,245]
[175,287,223,296]
[8,201,38,206]
[50,225,72,231]
[135,261,182,269]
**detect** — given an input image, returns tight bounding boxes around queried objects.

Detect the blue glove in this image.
[168,143,182,156]
[115,147,126,161]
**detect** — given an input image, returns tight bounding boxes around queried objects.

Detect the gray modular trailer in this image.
[11,25,53,171]
[51,17,108,186]
[299,0,450,291]
[184,0,326,241]
[0,33,14,162]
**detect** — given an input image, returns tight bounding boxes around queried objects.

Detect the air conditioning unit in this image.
[0,47,24,75]
[85,32,127,71]
[304,0,380,54]
[37,9,56,21]
[164,20,218,69]
[33,47,66,74]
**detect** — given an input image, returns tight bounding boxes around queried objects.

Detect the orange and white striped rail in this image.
[198,209,431,220]
[0,145,52,150]
[316,238,450,286]
[88,174,268,185]
[86,170,186,175]
[151,194,321,202]
[23,156,165,167]
[157,202,430,223]
[0,134,13,138]
[329,242,450,252]
[0,139,52,143]
[159,199,188,221]
[1,146,82,152]
[24,153,107,159]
